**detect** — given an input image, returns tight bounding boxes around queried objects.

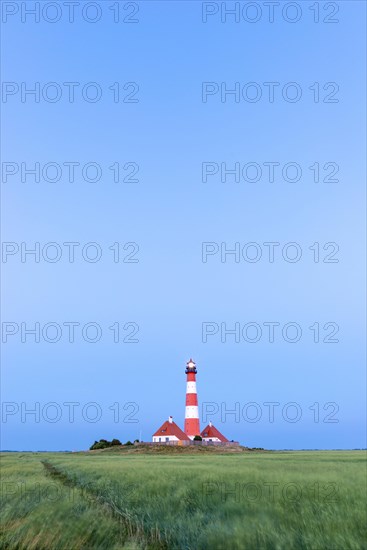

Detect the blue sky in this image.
[1,1,366,450]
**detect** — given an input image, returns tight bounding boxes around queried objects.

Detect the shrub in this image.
[90,440,108,450]
[89,439,122,450]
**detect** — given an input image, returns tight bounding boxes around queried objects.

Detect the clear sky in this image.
[1,1,366,450]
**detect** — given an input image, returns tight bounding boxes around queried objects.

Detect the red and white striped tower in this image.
[184,358,200,439]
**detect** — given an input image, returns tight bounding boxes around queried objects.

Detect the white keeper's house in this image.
[201,421,229,443]
[152,416,190,443]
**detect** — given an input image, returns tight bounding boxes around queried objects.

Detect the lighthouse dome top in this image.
[185,358,197,373]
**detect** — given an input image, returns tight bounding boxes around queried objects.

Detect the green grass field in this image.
[1,449,366,549]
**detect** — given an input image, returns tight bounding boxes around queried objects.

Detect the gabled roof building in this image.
[201,421,229,443]
[152,416,190,443]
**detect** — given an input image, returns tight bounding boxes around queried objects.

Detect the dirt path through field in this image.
[41,460,167,549]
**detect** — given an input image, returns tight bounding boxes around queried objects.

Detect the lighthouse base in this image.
[184,416,200,439]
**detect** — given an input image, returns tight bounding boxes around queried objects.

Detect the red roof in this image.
[153,420,190,440]
[201,424,229,442]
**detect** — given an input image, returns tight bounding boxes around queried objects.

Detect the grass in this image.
[0,450,366,549]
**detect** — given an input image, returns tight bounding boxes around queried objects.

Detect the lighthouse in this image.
[184,358,200,439]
